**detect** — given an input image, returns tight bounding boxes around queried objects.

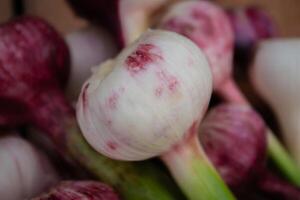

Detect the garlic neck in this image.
[276,108,300,166]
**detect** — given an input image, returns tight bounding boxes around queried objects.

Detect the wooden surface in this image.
[24,0,87,34]
[215,0,300,37]
[0,0,12,23]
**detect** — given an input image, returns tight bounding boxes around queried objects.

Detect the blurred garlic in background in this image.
[0,135,59,200]
[65,25,118,101]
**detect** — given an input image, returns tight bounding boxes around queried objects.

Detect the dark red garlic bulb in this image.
[0,16,70,127]
[200,104,300,199]
[227,6,277,66]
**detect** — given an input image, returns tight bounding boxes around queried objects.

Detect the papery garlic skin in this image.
[77,30,212,161]
[65,25,117,101]
[0,136,58,200]
[160,1,234,89]
[251,39,300,165]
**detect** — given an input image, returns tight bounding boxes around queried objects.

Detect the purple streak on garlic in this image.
[77,30,212,161]
[33,181,119,200]
[200,104,266,188]
[65,25,118,101]
[160,0,234,90]
[0,135,58,200]
[251,39,300,165]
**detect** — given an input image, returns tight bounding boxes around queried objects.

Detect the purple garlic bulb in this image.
[227,6,277,66]
[200,103,266,187]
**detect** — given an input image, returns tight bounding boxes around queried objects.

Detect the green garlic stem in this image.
[162,134,236,200]
[267,132,300,186]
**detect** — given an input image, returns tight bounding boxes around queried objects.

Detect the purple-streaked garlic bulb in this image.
[200,104,266,188]
[65,25,118,101]
[159,0,300,185]
[0,16,70,127]
[77,30,236,200]
[33,181,119,200]
[160,0,234,90]
[251,39,300,166]
[200,104,300,199]
[77,30,212,161]
[227,6,277,66]
[0,135,58,200]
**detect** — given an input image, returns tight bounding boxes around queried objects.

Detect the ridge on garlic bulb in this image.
[77,30,212,161]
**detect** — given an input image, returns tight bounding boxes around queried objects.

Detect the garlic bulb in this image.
[77,30,236,200]
[65,25,117,101]
[0,135,58,200]
[251,39,300,166]
[160,0,234,90]
[160,0,300,185]
[77,30,212,161]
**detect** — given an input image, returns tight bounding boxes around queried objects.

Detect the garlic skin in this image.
[251,39,300,165]
[65,25,117,101]
[77,30,212,161]
[160,1,234,89]
[0,136,58,200]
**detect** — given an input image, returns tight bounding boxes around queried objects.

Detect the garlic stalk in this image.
[0,135,58,200]
[77,30,236,200]
[159,0,300,184]
[251,39,300,168]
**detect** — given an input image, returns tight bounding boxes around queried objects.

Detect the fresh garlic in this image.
[0,135,58,200]
[160,0,234,90]
[77,30,212,160]
[77,30,236,200]
[160,0,300,184]
[251,39,300,166]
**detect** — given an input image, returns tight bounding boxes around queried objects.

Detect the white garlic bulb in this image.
[251,39,300,165]
[77,30,212,161]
